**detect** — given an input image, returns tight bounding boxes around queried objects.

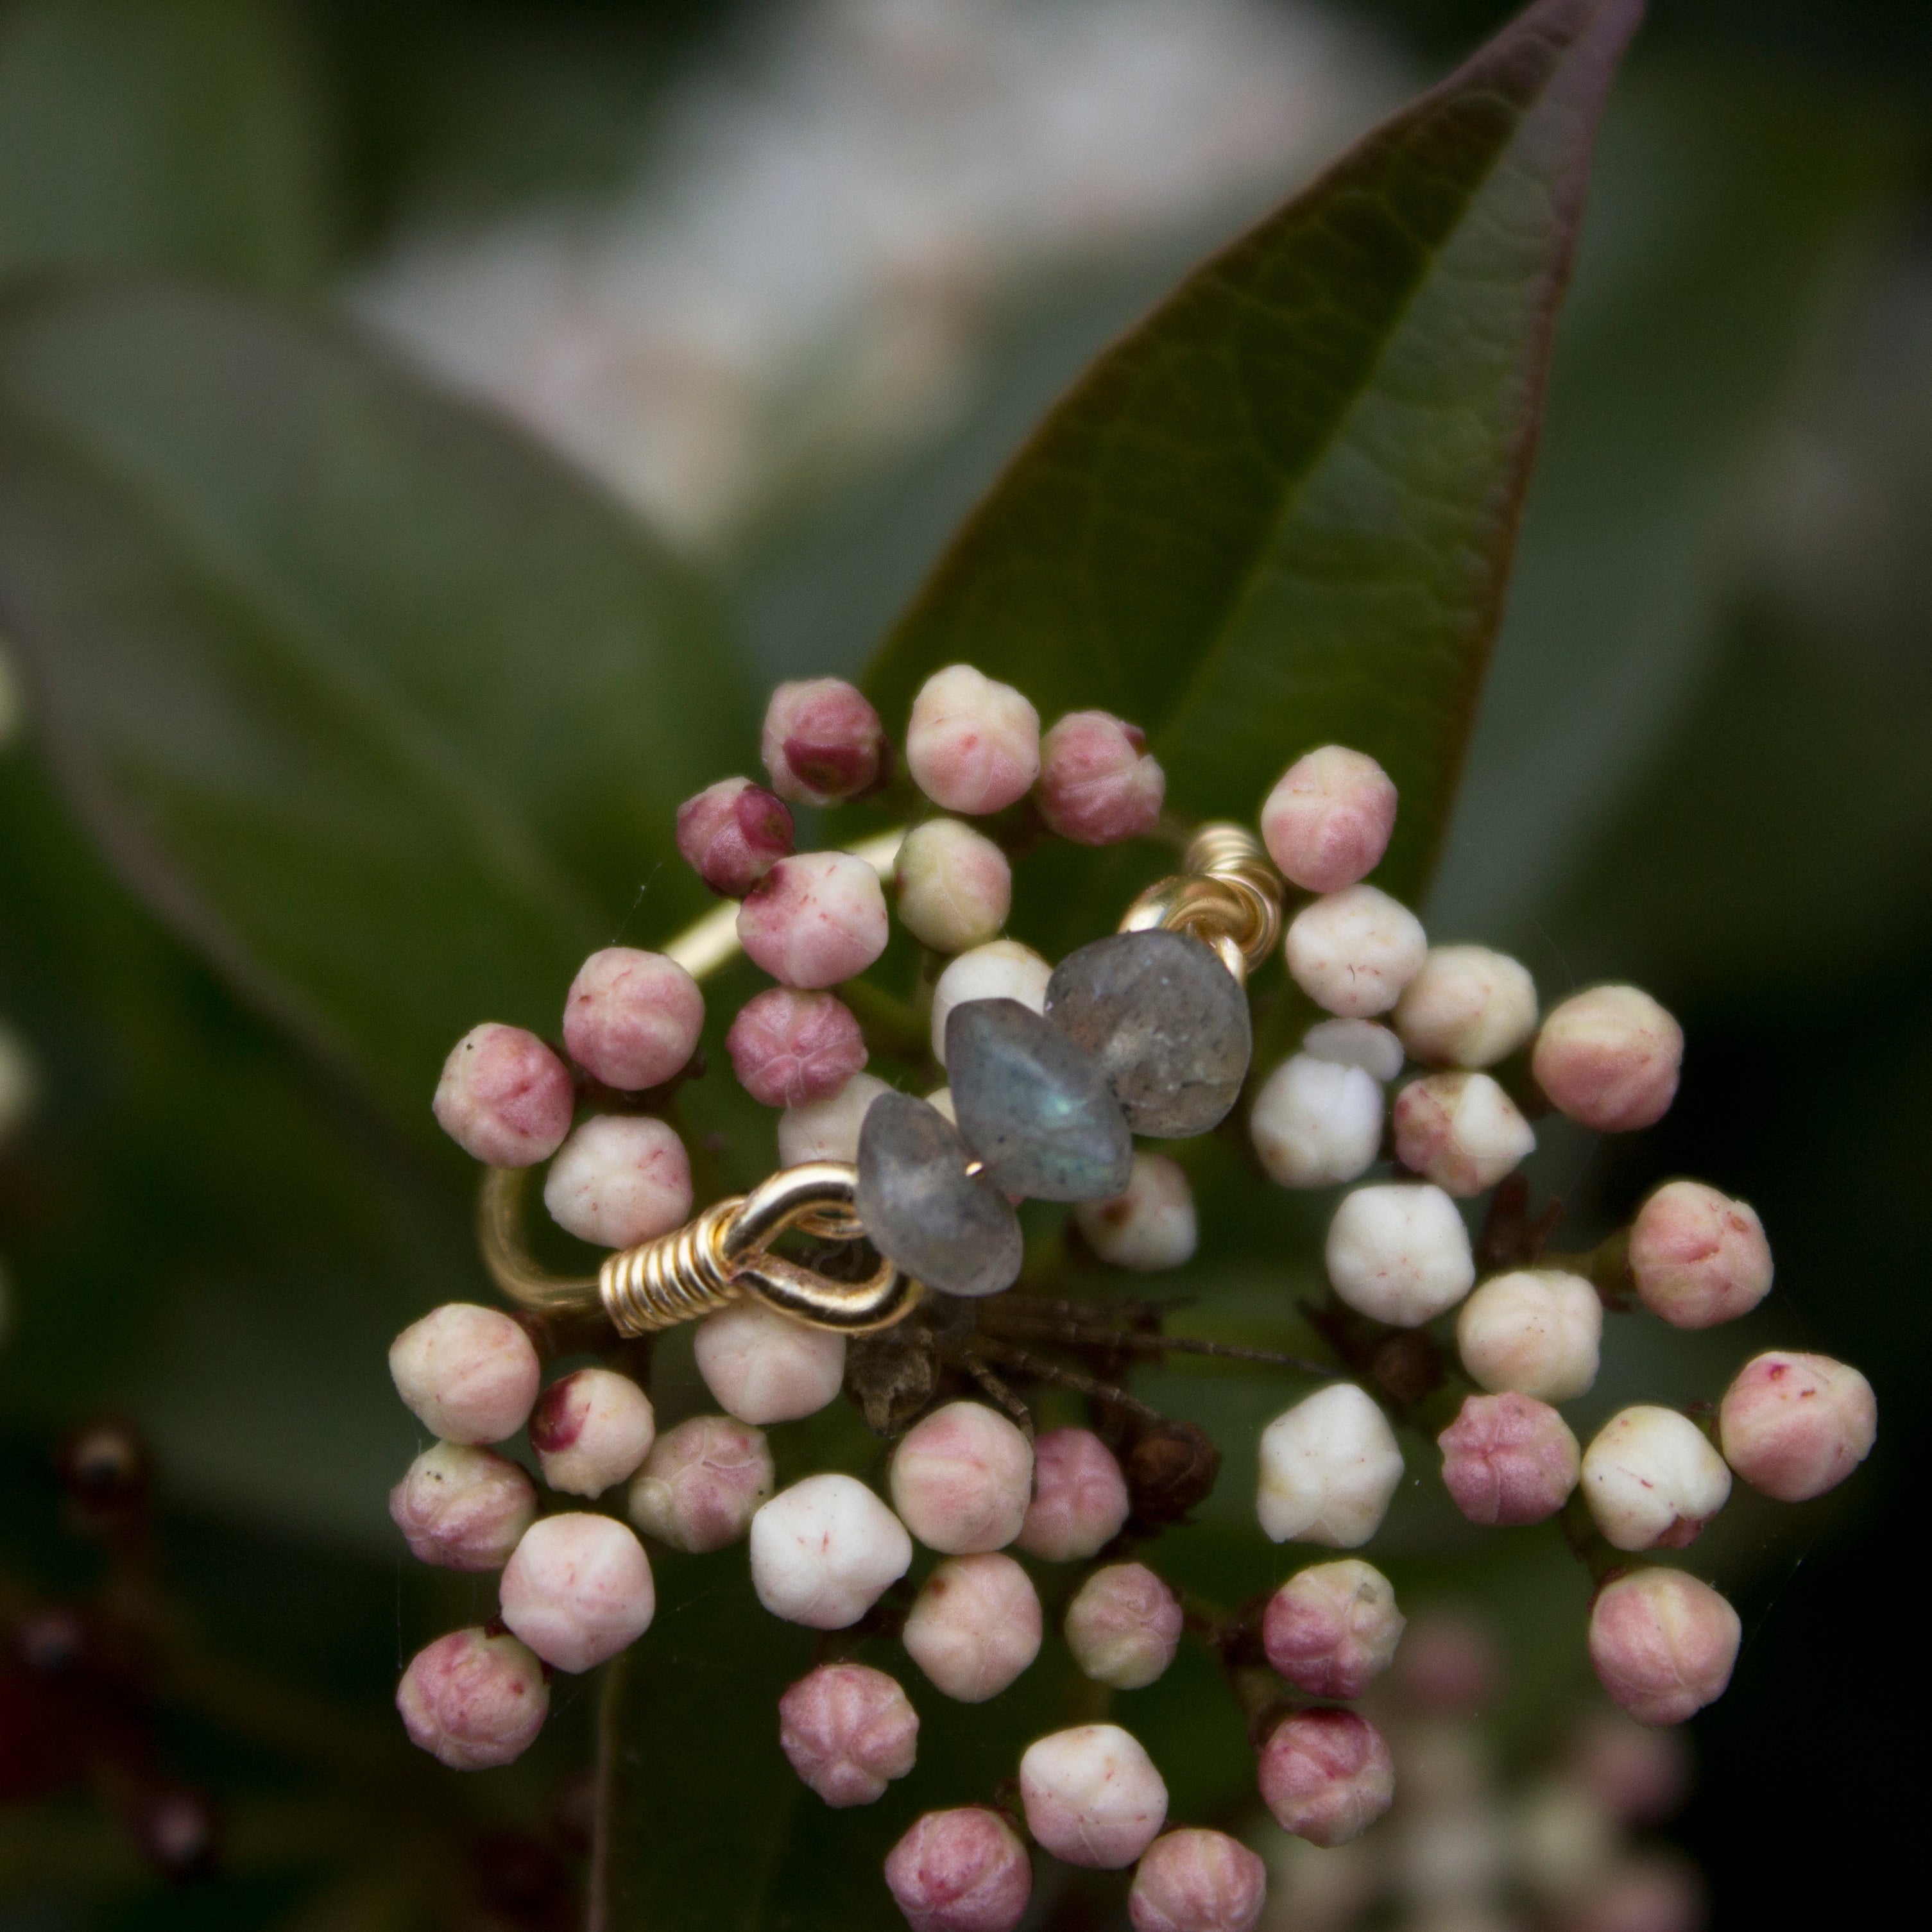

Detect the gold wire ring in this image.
[1119,821,1283,982]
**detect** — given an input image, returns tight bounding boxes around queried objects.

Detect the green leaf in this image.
[0,279,755,1145]
[864,0,1643,919]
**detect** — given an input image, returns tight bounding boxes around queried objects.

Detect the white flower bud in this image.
[542,1113,692,1247]
[1285,885,1427,1018]
[389,1303,540,1445]
[1392,1073,1535,1197]
[1257,1385,1404,1547]
[1258,1709,1395,1848]
[432,1022,574,1167]
[1393,946,1538,1070]
[694,1298,846,1424]
[749,1473,912,1629]
[930,941,1052,1064]
[499,1512,654,1673]
[1629,1181,1773,1329]
[1262,1559,1405,1699]
[889,1401,1033,1554]
[1250,1056,1383,1190]
[894,819,1013,953]
[903,1553,1042,1702]
[1073,1154,1197,1270]
[1063,1562,1183,1689]
[1718,1351,1876,1501]
[1582,1408,1732,1552]
[1301,1017,1405,1082]
[884,1808,1032,1932]
[628,1414,773,1552]
[397,1627,548,1770]
[389,1443,538,1570]
[529,1368,655,1498]
[1016,1428,1129,1561]
[778,1072,892,1166]
[778,1662,918,1807]
[1324,1183,1475,1326]
[1260,746,1398,893]
[1019,1723,1168,1869]
[1532,985,1682,1133]
[561,947,704,1091]
[1455,1270,1602,1402]
[907,665,1041,816]
[1587,1569,1740,1725]
[1129,1829,1268,1932]
[738,850,890,988]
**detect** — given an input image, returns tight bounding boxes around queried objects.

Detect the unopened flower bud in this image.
[1020,1723,1168,1868]
[562,948,704,1091]
[1260,747,1398,893]
[397,1627,548,1770]
[1568,1711,1693,1825]
[676,776,794,897]
[628,1414,773,1552]
[1564,1854,1705,1932]
[1456,1270,1602,1402]
[1392,1073,1535,1197]
[778,1070,891,1165]
[1258,1385,1404,1546]
[1124,1418,1222,1522]
[762,677,889,805]
[1251,1056,1383,1190]
[1587,1569,1740,1725]
[529,1368,656,1496]
[1302,1017,1405,1082]
[1325,1183,1475,1326]
[543,1113,692,1247]
[889,1401,1033,1553]
[1129,1829,1267,1932]
[432,1023,574,1166]
[750,1473,912,1628]
[727,986,868,1107]
[1629,1181,1772,1329]
[1036,711,1164,846]
[1262,1559,1404,1698]
[1074,1154,1197,1269]
[906,665,1041,816]
[884,1808,1032,1932]
[1718,1351,1876,1501]
[1392,1612,1501,1718]
[1438,1392,1580,1526]
[894,819,1012,953]
[389,1442,537,1570]
[1258,1709,1394,1847]
[778,1662,918,1807]
[1016,1428,1129,1560]
[1583,1408,1731,1552]
[1394,946,1538,1069]
[1532,986,1682,1132]
[1285,887,1427,1018]
[389,1303,540,1444]
[694,1299,846,1425]
[499,1512,653,1673]
[903,1553,1042,1702]
[930,941,1051,1064]
[738,852,889,988]
[1064,1562,1183,1689]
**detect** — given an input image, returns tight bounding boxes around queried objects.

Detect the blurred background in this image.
[1,0,1924,1925]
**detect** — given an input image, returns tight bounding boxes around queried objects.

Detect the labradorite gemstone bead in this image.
[945,998,1134,1202]
[855,1090,1023,1299]
[1045,928,1251,1137]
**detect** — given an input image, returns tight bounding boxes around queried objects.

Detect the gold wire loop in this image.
[1118,821,1283,984]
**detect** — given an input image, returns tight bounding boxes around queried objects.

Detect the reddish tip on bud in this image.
[1588,1569,1740,1725]
[563,948,704,1091]
[1392,1072,1535,1197]
[1437,1392,1581,1527]
[1718,1351,1876,1501]
[884,1808,1032,1932]
[738,851,891,988]
[1016,1428,1129,1562]
[1260,747,1398,894]
[389,1442,538,1569]
[1036,710,1165,845]
[726,986,868,1107]
[1020,1723,1168,1868]
[889,1401,1034,1555]
[1582,1408,1731,1553]
[542,1113,693,1248]
[778,1662,918,1807]
[499,1513,654,1673]
[529,1367,656,1498]
[1129,1829,1268,1932]
[1262,1559,1405,1700]
[628,1413,773,1552]
[1629,1181,1773,1329]
[906,665,1041,816]
[1257,1708,1394,1847]
[1532,986,1683,1133]
[676,776,794,898]
[433,1023,574,1167]
[762,678,889,805]
[397,1627,548,1770]
[389,1303,541,1445]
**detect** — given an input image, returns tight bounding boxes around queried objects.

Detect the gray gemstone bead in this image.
[946,998,1134,1202]
[855,1091,1023,1299]
[1045,928,1251,1137]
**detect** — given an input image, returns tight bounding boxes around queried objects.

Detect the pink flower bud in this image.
[562,948,704,1091]
[1392,1072,1535,1197]
[1568,1711,1693,1825]
[1016,1428,1129,1561]
[903,1554,1042,1702]
[1393,945,1539,1070]
[1260,747,1398,893]
[676,776,795,898]
[1390,1610,1500,1714]
[779,1070,891,1165]
[738,852,890,988]
[884,1808,1032,1932]
[542,1113,692,1247]
[726,987,868,1107]
[889,1401,1033,1554]
[1258,1384,1405,1547]
[1718,1351,1876,1501]
[893,819,1013,953]
[906,665,1041,816]
[433,1023,574,1166]
[1073,1154,1197,1271]
[930,941,1051,1063]
[1064,1562,1183,1689]
[397,1627,547,1770]
[1020,1723,1168,1868]
[762,678,889,805]
[1262,1559,1405,1699]
[389,1442,538,1570]
[1258,1709,1394,1847]
[1587,1569,1740,1725]
[1629,1181,1772,1329]
[499,1512,654,1673]
[1532,986,1683,1133]
[628,1413,773,1552]
[389,1303,540,1444]
[529,1367,656,1497]
[1324,1184,1475,1328]
[1129,1829,1268,1932]
[1457,1269,1602,1402]
[1562,1854,1705,1932]
[1582,1408,1731,1552]
[1285,887,1427,1018]
[1437,1392,1581,1527]
[749,1473,912,1628]
[694,1299,846,1424]
[1036,711,1165,846]
[778,1662,918,1806]
[1250,1056,1383,1190]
